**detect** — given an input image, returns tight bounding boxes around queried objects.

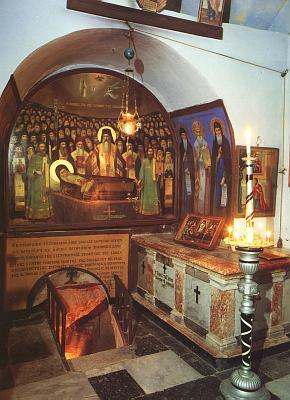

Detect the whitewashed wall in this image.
[0,0,289,247]
[281,37,290,247]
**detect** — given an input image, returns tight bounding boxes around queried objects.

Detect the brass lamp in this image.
[117,37,141,139]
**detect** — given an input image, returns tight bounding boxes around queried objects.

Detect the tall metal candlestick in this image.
[220,247,270,399]
[220,135,271,399]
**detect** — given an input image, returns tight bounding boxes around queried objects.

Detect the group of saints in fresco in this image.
[178,117,232,219]
[9,103,176,223]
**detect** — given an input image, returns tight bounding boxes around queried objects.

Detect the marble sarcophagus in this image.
[131,233,290,359]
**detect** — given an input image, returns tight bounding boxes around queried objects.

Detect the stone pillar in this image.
[206,275,239,351]
[283,270,290,334]
[268,271,286,338]
[171,259,186,323]
[145,249,155,303]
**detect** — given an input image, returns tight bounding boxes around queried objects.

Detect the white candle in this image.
[245,128,251,157]
[244,128,254,246]
[266,231,271,244]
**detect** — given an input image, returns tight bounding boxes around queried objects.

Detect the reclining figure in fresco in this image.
[55,164,135,201]
[55,165,95,199]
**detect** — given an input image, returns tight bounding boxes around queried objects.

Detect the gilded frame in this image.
[235,146,279,218]
[175,213,225,250]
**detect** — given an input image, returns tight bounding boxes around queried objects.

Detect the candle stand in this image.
[219,246,271,400]
[220,146,272,399]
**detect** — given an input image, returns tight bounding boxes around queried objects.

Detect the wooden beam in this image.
[67,0,223,40]
[223,0,232,23]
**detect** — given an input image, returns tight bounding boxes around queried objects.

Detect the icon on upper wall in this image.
[136,0,168,13]
[198,0,226,26]
[236,146,279,218]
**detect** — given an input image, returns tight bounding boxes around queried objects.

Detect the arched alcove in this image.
[1,27,224,234]
[8,67,179,231]
[0,27,236,316]
[13,28,218,111]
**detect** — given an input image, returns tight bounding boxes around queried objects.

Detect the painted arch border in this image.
[3,67,180,233]
[170,99,236,223]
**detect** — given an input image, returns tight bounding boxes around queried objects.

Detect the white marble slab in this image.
[124,350,202,394]
[69,345,137,377]
[184,274,210,330]
[266,373,290,399]
[154,261,175,309]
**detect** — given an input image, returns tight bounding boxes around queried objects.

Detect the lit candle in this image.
[266,231,271,244]
[245,128,251,157]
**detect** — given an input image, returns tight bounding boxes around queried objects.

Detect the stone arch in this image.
[0,28,219,231]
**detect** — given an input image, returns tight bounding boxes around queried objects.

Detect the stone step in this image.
[68,344,137,377]
[0,371,99,400]
[8,319,60,365]
[7,318,67,387]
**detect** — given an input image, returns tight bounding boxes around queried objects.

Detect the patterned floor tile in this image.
[266,373,290,399]
[258,354,290,380]
[134,376,221,400]
[125,350,202,394]
[134,320,168,339]
[89,369,145,400]
[134,335,168,357]
[182,354,216,376]
[158,336,191,357]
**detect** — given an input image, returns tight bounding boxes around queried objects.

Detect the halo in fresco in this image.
[50,160,74,185]
[97,125,116,143]
[210,117,226,135]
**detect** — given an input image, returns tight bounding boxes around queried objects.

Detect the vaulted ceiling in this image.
[228,0,290,34]
[180,0,290,34]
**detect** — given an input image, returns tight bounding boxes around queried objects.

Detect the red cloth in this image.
[56,283,107,328]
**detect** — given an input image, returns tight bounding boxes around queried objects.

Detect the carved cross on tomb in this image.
[161,264,167,287]
[163,264,167,274]
[194,285,201,304]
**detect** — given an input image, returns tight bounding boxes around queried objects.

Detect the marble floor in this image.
[82,311,290,400]
[1,308,290,399]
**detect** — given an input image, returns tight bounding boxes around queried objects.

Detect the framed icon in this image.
[175,213,225,250]
[198,0,226,26]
